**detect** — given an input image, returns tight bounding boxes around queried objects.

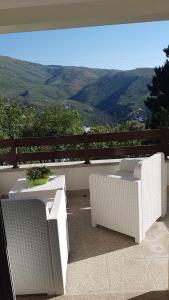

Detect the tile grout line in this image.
[145,256,169,291]
[104,253,112,295]
[138,257,157,290]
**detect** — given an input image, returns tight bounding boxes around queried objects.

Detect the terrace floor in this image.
[17,190,169,300]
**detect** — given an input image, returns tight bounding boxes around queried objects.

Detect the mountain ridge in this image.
[0,55,154,124]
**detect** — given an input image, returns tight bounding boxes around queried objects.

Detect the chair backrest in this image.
[1,198,55,296]
[120,158,142,173]
[135,153,167,232]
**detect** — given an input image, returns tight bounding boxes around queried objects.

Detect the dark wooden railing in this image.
[0,128,169,168]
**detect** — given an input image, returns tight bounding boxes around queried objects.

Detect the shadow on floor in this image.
[128,290,169,299]
[67,192,138,263]
[17,296,47,300]
[16,290,169,300]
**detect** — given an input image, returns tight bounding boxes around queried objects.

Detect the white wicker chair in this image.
[1,189,69,297]
[89,153,167,243]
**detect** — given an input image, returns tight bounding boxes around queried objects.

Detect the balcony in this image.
[0,1,169,299]
[0,129,168,300]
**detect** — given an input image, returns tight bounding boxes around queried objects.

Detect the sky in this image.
[0,20,169,70]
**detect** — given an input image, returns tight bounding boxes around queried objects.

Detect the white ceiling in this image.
[0,0,89,9]
[0,0,169,33]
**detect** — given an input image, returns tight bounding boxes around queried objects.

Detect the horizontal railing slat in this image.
[17,149,85,161]
[0,129,168,166]
[0,139,14,148]
[16,135,85,147]
[87,129,162,143]
[88,144,162,157]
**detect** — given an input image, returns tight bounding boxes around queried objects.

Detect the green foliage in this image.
[146,107,169,129]
[35,106,82,137]
[90,120,144,134]
[0,98,145,163]
[0,100,83,139]
[26,166,52,180]
[0,100,84,162]
[90,121,145,150]
[145,45,169,128]
[3,102,26,138]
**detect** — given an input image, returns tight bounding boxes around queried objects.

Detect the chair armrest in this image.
[48,190,65,220]
[47,189,69,295]
[90,172,139,182]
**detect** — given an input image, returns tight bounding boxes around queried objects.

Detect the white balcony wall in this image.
[0,159,168,195]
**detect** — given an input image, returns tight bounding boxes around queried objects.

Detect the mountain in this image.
[0,56,154,124]
[0,56,112,104]
[72,68,154,122]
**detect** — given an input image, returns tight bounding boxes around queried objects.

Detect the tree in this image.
[145,45,169,128]
[35,106,82,137]
[0,98,7,138]
[2,102,26,138]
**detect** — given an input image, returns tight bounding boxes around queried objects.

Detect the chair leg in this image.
[135,237,141,244]
[135,232,145,244]
[161,207,167,217]
[91,219,97,227]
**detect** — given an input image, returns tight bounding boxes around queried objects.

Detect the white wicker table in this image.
[9,175,66,204]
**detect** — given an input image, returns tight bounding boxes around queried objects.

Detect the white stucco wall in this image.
[0,159,168,194]
[0,160,120,194]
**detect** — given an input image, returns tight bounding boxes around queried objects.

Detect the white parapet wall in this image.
[0,159,169,195]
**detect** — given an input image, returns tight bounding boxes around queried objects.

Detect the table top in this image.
[9,175,65,197]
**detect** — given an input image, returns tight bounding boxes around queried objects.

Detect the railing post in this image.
[160,128,168,159]
[11,139,18,169]
[83,132,90,164]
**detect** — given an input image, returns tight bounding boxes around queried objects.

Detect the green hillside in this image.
[0,56,154,124]
[72,68,154,122]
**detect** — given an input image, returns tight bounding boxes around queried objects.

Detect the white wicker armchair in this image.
[1,189,69,297]
[89,153,167,243]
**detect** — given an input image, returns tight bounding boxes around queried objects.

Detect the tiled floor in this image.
[17,190,169,300]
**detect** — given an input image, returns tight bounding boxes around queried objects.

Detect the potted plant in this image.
[26,166,52,186]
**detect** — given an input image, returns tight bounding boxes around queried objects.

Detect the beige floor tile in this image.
[106,257,155,292]
[87,294,124,300]
[51,297,89,300]
[49,295,124,300]
[66,256,109,294]
[145,258,168,290]
[65,191,169,297]
[140,226,169,258]
[50,296,89,300]
[105,244,144,259]
[147,221,169,238]
[152,219,169,233]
